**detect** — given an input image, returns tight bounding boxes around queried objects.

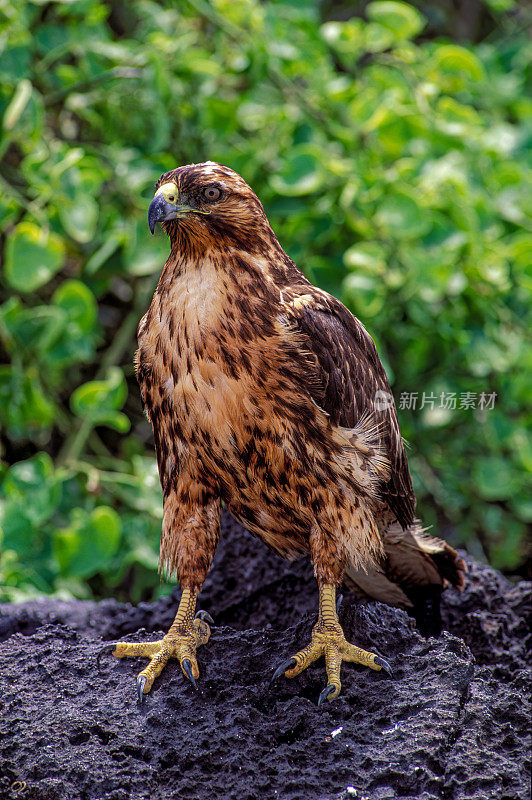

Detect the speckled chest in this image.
[137,259,287,465]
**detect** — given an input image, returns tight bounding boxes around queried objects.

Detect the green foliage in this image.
[0,0,530,601]
[71,367,130,433]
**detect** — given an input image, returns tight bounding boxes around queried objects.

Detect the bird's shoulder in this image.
[281,283,381,363]
[279,282,386,424]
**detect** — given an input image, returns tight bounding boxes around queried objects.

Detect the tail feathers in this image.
[343,563,414,608]
[344,521,466,636]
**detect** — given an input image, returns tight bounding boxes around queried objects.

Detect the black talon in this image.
[96,643,117,670]
[137,675,147,703]
[336,594,343,614]
[374,656,393,677]
[270,657,297,685]
[318,684,336,706]
[181,658,198,690]
[195,610,214,625]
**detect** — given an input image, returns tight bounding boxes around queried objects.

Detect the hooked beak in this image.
[148,181,209,234]
[148,193,176,234]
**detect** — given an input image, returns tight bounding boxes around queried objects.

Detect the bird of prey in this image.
[108,162,465,704]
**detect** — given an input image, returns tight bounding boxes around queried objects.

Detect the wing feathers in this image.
[282,287,415,528]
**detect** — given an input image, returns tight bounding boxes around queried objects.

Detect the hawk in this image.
[108,162,465,704]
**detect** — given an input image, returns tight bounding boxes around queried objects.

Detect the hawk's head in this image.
[148,161,276,255]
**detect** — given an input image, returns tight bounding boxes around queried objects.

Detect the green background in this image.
[0,0,530,602]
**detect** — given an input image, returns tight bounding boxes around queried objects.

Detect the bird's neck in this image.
[151,243,307,350]
[159,236,305,298]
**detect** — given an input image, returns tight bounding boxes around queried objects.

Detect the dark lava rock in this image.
[0,511,530,800]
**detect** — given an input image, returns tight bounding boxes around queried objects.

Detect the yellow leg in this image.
[272,584,391,704]
[108,588,211,700]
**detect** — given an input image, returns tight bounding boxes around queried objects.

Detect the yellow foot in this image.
[272,621,391,704]
[271,585,392,704]
[98,589,213,701]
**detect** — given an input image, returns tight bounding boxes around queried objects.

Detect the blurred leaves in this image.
[270,147,325,196]
[367,2,425,40]
[71,367,130,433]
[54,506,122,579]
[3,453,61,528]
[5,222,65,292]
[0,0,530,601]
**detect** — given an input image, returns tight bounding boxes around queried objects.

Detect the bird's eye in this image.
[201,185,222,202]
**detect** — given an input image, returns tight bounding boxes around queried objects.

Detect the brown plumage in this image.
[116,161,465,702]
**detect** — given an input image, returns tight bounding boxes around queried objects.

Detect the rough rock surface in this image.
[0,511,530,800]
